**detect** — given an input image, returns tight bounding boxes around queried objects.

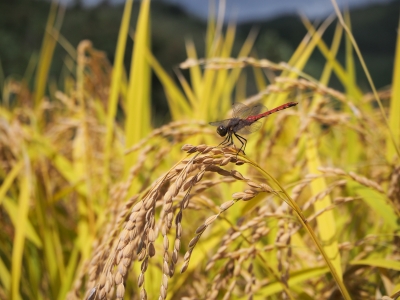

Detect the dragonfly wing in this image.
[209,119,231,127]
[248,103,267,116]
[237,120,263,135]
[232,102,267,118]
[232,102,252,118]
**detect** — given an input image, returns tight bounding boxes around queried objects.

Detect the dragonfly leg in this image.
[223,133,234,146]
[218,133,234,147]
[234,133,247,155]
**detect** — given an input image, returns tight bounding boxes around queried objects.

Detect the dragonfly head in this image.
[216,125,227,137]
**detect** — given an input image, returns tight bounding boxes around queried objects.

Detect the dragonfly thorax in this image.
[216,125,228,137]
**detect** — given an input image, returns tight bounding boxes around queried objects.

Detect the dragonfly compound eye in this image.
[217,125,227,137]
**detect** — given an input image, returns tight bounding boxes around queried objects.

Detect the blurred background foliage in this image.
[0,0,398,121]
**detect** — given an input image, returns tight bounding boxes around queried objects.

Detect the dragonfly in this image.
[209,101,298,154]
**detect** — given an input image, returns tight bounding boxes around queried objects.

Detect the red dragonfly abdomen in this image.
[245,102,298,122]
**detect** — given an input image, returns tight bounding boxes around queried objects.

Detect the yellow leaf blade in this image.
[11,159,31,299]
[103,0,133,187]
[125,0,152,176]
[305,134,343,278]
[350,259,400,271]
[386,22,400,162]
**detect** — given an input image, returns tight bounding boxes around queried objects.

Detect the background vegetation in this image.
[0,0,400,299]
[0,0,399,121]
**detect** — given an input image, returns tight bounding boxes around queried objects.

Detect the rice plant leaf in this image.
[350,259,400,271]
[25,247,41,300]
[331,1,400,161]
[0,160,23,206]
[147,50,191,120]
[343,11,362,165]
[386,22,400,162]
[72,127,87,184]
[221,28,258,117]
[207,23,237,119]
[125,0,152,175]
[42,225,59,294]
[344,11,357,98]
[256,266,329,297]
[3,196,42,248]
[310,21,342,110]
[207,68,228,121]
[252,65,267,92]
[11,157,31,299]
[51,153,84,195]
[33,135,87,196]
[265,16,333,138]
[205,2,216,56]
[23,53,38,86]
[346,181,398,229]
[71,121,96,237]
[57,247,79,300]
[392,285,400,298]
[199,60,217,120]
[301,16,363,98]
[104,0,133,187]
[51,226,66,284]
[291,16,330,74]
[279,14,333,83]
[0,258,22,299]
[305,133,343,278]
[185,40,202,102]
[200,1,229,121]
[33,2,63,111]
[174,68,198,110]
[235,71,247,103]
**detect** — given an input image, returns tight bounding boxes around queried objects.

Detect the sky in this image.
[161,0,396,23]
[56,0,396,23]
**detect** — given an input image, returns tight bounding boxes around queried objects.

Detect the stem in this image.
[243,156,352,300]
